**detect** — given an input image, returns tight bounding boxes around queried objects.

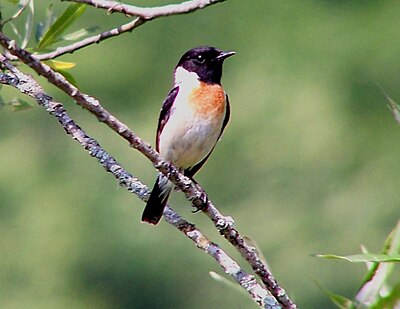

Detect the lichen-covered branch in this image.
[0,54,280,309]
[163,207,281,309]
[0,54,149,200]
[0,32,297,308]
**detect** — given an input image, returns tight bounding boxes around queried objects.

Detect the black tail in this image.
[141,174,172,225]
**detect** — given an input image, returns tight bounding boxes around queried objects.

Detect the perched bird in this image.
[142,46,235,225]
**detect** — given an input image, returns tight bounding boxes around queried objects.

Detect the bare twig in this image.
[7,18,144,61]
[0,32,297,309]
[65,0,225,19]
[6,0,224,61]
[0,54,280,309]
[0,0,32,26]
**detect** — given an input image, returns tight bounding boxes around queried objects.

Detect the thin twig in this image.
[0,32,297,309]
[0,54,280,309]
[65,0,226,19]
[0,0,32,26]
[6,0,225,61]
[6,17,145,61]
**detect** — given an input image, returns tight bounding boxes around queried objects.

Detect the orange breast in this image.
[189,82,226,117]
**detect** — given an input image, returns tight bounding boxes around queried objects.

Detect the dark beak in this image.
[214,50,236,61]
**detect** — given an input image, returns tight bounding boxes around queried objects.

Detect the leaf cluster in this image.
[316,221,400,308]
[0,0,97,95]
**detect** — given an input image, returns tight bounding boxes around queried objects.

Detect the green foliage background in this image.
[1,0,400,308]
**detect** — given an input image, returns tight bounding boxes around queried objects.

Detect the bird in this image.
[141,46,235,225]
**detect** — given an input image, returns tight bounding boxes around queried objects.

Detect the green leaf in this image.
[56,69,78,87]
[8,22,22,41]
[244,235,270,269]
[374,282,400,309]
[209,271,258,305]
[209,271,245,293]
[381,220,400,256]
[37,3,86,49]
[61,26,99,41]
[314,280,356,309]
[35,4,56,43]
[21,0,34,48]
[377,83,400,126]
[45,60,76,70]
[9,98,33,111]
[5,0,31,22]
[328,293,355,309]
[356,220,400,306]
[314,253,400,263]
[43,4,56,33]
[386,94,400,125]
[43,59,78,86]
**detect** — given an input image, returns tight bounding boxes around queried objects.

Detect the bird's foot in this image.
[191,190,208,212]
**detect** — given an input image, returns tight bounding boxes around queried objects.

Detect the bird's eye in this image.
[194,55,205,64]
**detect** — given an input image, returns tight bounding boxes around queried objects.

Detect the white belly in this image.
[159,94,225,169]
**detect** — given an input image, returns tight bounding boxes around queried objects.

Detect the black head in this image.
[176,46,235,84]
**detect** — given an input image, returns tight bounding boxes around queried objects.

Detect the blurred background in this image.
[1,0,400,308]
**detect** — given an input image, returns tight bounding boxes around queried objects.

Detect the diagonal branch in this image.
[0,55,279,309]
[0,32,297,309]
[65,0,226,19]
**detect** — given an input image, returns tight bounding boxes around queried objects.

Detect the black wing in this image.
[156,86,180,151]
[220,94,231,139]
[184,94,231,178]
